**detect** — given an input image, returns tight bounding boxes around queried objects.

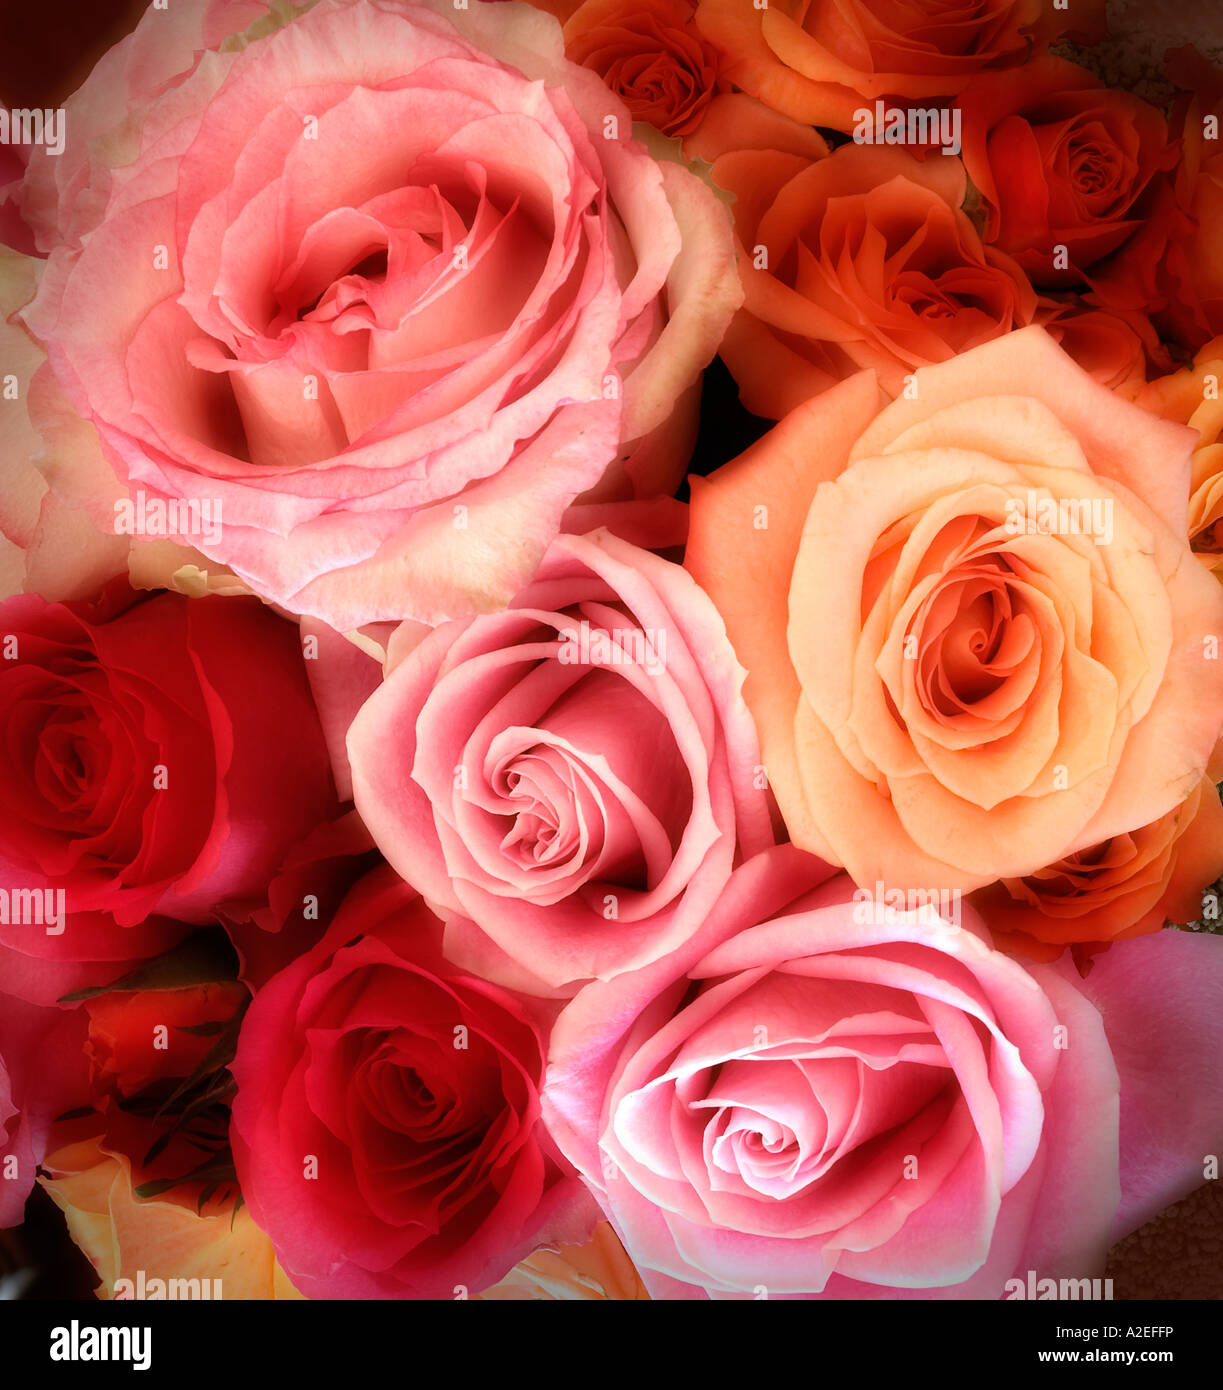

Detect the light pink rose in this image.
[0,241,253,607]
[20,0,740,628]
[347,526,775,995]
[544,844,1223,1298]
[0,247,129,602]
[15,0,275,254]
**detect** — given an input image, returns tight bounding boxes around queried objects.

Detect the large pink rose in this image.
[20,0,740,627]
[347,526,775,995]
[14,0,275,255]
[544,845,1223,1298]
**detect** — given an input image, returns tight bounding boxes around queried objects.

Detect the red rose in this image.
[218,810,381,992]
[229,867,592,1298]
[0,992,85,1227]
[0,583,336,997]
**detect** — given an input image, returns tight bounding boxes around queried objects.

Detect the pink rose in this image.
[347,526,775,995]
[544,845,1223,1298]
[21,0,740,627]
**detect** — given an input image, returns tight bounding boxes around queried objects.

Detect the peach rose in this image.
[973,778,1223,961]
[686,327,1223,892]
[76,980,251,1213]
[563,0,719,139]
[1134,336,1223,581]
[686,102,1035,415]
[478,1221,648,1299]
[690,0,1105,131]
[20,0,740,628]
[41,1137,303,1300]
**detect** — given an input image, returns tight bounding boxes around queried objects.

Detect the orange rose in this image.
[686,96,1035,415]
[79,981,249,1212]
[691,0,1105,130]
[1134,336,1223,581]
[686,327,1223,892]
[564,0,719,139]
[973,777,1223,960]
[956,56,1178,306]
[1035,301,1155,392]
[1163,47,1223,351]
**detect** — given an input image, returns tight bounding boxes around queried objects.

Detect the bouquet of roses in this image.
[1,0,1222,1306]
